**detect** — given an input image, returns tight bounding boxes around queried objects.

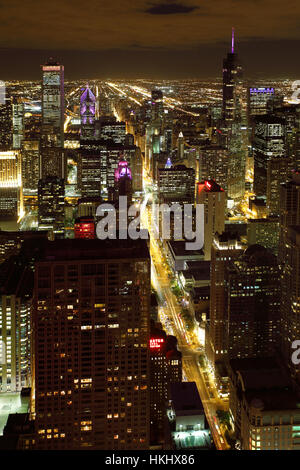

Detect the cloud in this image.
[145,2,198,15]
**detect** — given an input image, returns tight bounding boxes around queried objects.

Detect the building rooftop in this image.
[170,382,203,416]
[37,238,150,262]
[229,357,300,411]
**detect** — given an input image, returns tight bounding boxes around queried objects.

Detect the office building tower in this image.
[40,58,65,179]
[12,97,24,150]
[227,245,281,359]
[0,257,32,392]
[279,171,300,263]
[177,131,184,160]
[229,357,300,450]
[281,226,300,383]
[196,180,226,260]
[0,150,23,218]
[100,120,126,144]
[123,145,143,193]
[0,94,12,150]
[247,217,280,255]
[38,176,65,236]
[151,89,164,121]
[80,86,96,141]
[74,216,95,239]
[206,232,244,365]
[198,145,229,191]
[78,139,105,198]
[33,239,150,449]
[21,139,40,194]
[247,87,276,122]
[222,28,243,127]
[221,29,247,201]
[252,115,287,213]
[158,165,195,204]
[149,324,182,444]
[113,160,133,203]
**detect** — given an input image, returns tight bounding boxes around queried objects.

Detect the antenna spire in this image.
[231,27,235,53]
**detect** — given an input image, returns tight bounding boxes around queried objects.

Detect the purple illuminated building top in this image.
[80,86,96,125]
[115,160,132,181]
[250,87,275,95]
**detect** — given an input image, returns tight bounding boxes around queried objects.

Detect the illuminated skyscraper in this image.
[222,28,243,127]
[33,239,150,450]
[40,58,65,178]
[12,97,24,150]
[0,150,23,217]
[253,115,287,214]
[222,29,246,201]
[0,258,32,393]
[206,232,244,365]
[279,172,300,262]
[281,226,300,384]
[247,87,277,122]
[113,159,133,203]
[80,86,96,141]
[198,145,229,191]
[151,89,164,121]
[196,180,226,260]
[227,245,281,359]
[0,94,12,150]
[21,139,39,195]
[38,176,65,236]
[158,164,195,204]
[149,324,182,445]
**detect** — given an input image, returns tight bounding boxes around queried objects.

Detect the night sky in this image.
[1,0,300,80]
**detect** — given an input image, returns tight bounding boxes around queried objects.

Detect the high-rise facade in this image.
[80,86,96,141]
[196,180,226,260]
[206,232,244,365]
[253,115,287,214]
[40,58,65,179]
[12,97,24,150]
[281,226,300,383]
[227,245,281,359]
[149,324,182,445]
[222,29,243,127]
[33,239,150,449]
[37,177,65,236]
[0,258,32,393]
[21,139,40,194]
[158,165,195,204]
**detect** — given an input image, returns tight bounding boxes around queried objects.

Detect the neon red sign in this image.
[150,338,164,349]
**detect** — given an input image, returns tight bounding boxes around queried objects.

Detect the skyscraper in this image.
[40,58,65,179]
[227,245,281,359]
[12,97,24,150]
[206,232,244,365]
[196,180,226,260]
[33,239,150,450]
[0,257,32,393]
[252,115,286,214]
[37,177,65,236]
[222,28,243,127]
[281,226,300,384]
[80,86,96,141]
[222,29,246,201]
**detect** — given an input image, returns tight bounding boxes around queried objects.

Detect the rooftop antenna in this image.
[231,27,235,53]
